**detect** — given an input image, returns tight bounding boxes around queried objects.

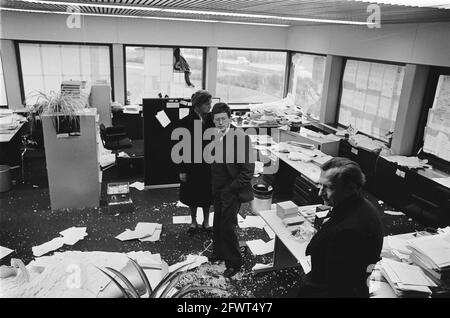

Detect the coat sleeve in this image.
[324,229,369,297]
[229,134,255,192]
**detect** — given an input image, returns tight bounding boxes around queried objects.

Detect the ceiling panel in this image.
[1,0,449,26]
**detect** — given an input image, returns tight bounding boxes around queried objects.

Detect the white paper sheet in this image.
[246,239,275,255]
[179,108,190,120]
[129,181,145,191]
[252,263,273,271]
[169,255,208,273]
[32,238,65,257]
[115,223,158,241]
[176,200,189,208]
[239,215,266,229]
[173,211,214,227]
[139,224,163,242]
[156,110,171,128]
[166,102,179,108]
[264,226,276,240]
[384,210,405,216]
[0,246,14,259]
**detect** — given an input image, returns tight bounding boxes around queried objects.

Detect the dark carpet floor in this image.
[0,164,426,298]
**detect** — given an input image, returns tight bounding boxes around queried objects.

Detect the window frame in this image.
[415,66,450,172]
[15,40,114,105]
[0,54,7,107]
[286,50,327,119]
[335,57,406,144]
[123,44,206,105]
[216,47,289,104]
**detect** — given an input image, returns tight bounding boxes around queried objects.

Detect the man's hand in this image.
[179,173,187,183]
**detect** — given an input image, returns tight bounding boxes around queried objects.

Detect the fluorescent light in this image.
[346,0,450,9]
[0,7,289,27]
[12,0,376,25]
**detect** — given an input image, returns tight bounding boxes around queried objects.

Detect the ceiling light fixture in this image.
[0,7,290,27]
[12,0,376,25]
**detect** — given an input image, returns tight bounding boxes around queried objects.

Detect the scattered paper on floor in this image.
[140,224,163,242]
[176,201,189,208]
[0,246,14,259]
[173,211,214,227]
[32,227,88,257]
[169,254,208,273]
[246,239,274,255]
[115,222,158,241]
[384,210,405,216]
[252,263,273,271]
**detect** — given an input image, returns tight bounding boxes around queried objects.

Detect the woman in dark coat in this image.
[178,90,214,233]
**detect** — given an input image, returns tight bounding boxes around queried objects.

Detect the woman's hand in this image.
[179,173,187,182]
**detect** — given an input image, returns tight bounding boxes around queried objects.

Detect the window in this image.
[0,55,7,106]
[216,49,287,103]
[125,46,203,105]
[288,53,326,119]
[422,75,450,162]
[337,59,405,141]
[19,43,111,105]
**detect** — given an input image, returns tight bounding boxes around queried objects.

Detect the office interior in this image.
[0,0,449,298]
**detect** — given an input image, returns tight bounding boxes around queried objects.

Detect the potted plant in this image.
[27,90,88,136]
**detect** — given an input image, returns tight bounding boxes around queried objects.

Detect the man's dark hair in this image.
[321,157,366,189]
[211,102,231,118]
[191,90,212,109]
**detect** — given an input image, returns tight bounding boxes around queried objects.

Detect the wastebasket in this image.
[251,183,273,215]
[0,165,12,192]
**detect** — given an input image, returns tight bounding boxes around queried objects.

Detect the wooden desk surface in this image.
[0,122,25,143]
[258,209,310,262]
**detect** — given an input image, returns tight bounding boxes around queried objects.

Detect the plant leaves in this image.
[127,257,153,297]
[104,267,140,298]
[96,267,131,298]
[151,262,195,298]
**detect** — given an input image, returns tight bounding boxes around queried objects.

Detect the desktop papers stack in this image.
[407,233,450,287]
[380,258,436,297]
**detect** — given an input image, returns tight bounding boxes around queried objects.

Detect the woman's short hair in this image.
[191,90,212,109]
[211,102,231,118]
[321,157,366,189]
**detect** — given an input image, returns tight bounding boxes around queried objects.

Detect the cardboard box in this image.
[276,200,298,219]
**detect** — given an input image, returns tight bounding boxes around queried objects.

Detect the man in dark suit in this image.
[207,103,255,278]
[298,157,384,297]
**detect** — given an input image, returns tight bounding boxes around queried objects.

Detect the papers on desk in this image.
[32,227,88,257]
[380,258,436,297]
[383,156,429,169]
[238,215,266,229]
[0,246,14,259]
[115,223,159,241]
[246,239,275,255]
[264,226,276,240]
[123,105,141,114]
[407,233,450,272]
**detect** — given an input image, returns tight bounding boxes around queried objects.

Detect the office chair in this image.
[99,123,133,151]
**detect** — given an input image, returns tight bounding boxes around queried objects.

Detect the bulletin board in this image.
[143,98,191,188]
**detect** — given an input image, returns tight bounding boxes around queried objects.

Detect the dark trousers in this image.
[212,189,242,269]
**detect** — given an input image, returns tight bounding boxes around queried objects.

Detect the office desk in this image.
[0,122,25,143]
[254,209,311,274]
[0,122,26,165]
